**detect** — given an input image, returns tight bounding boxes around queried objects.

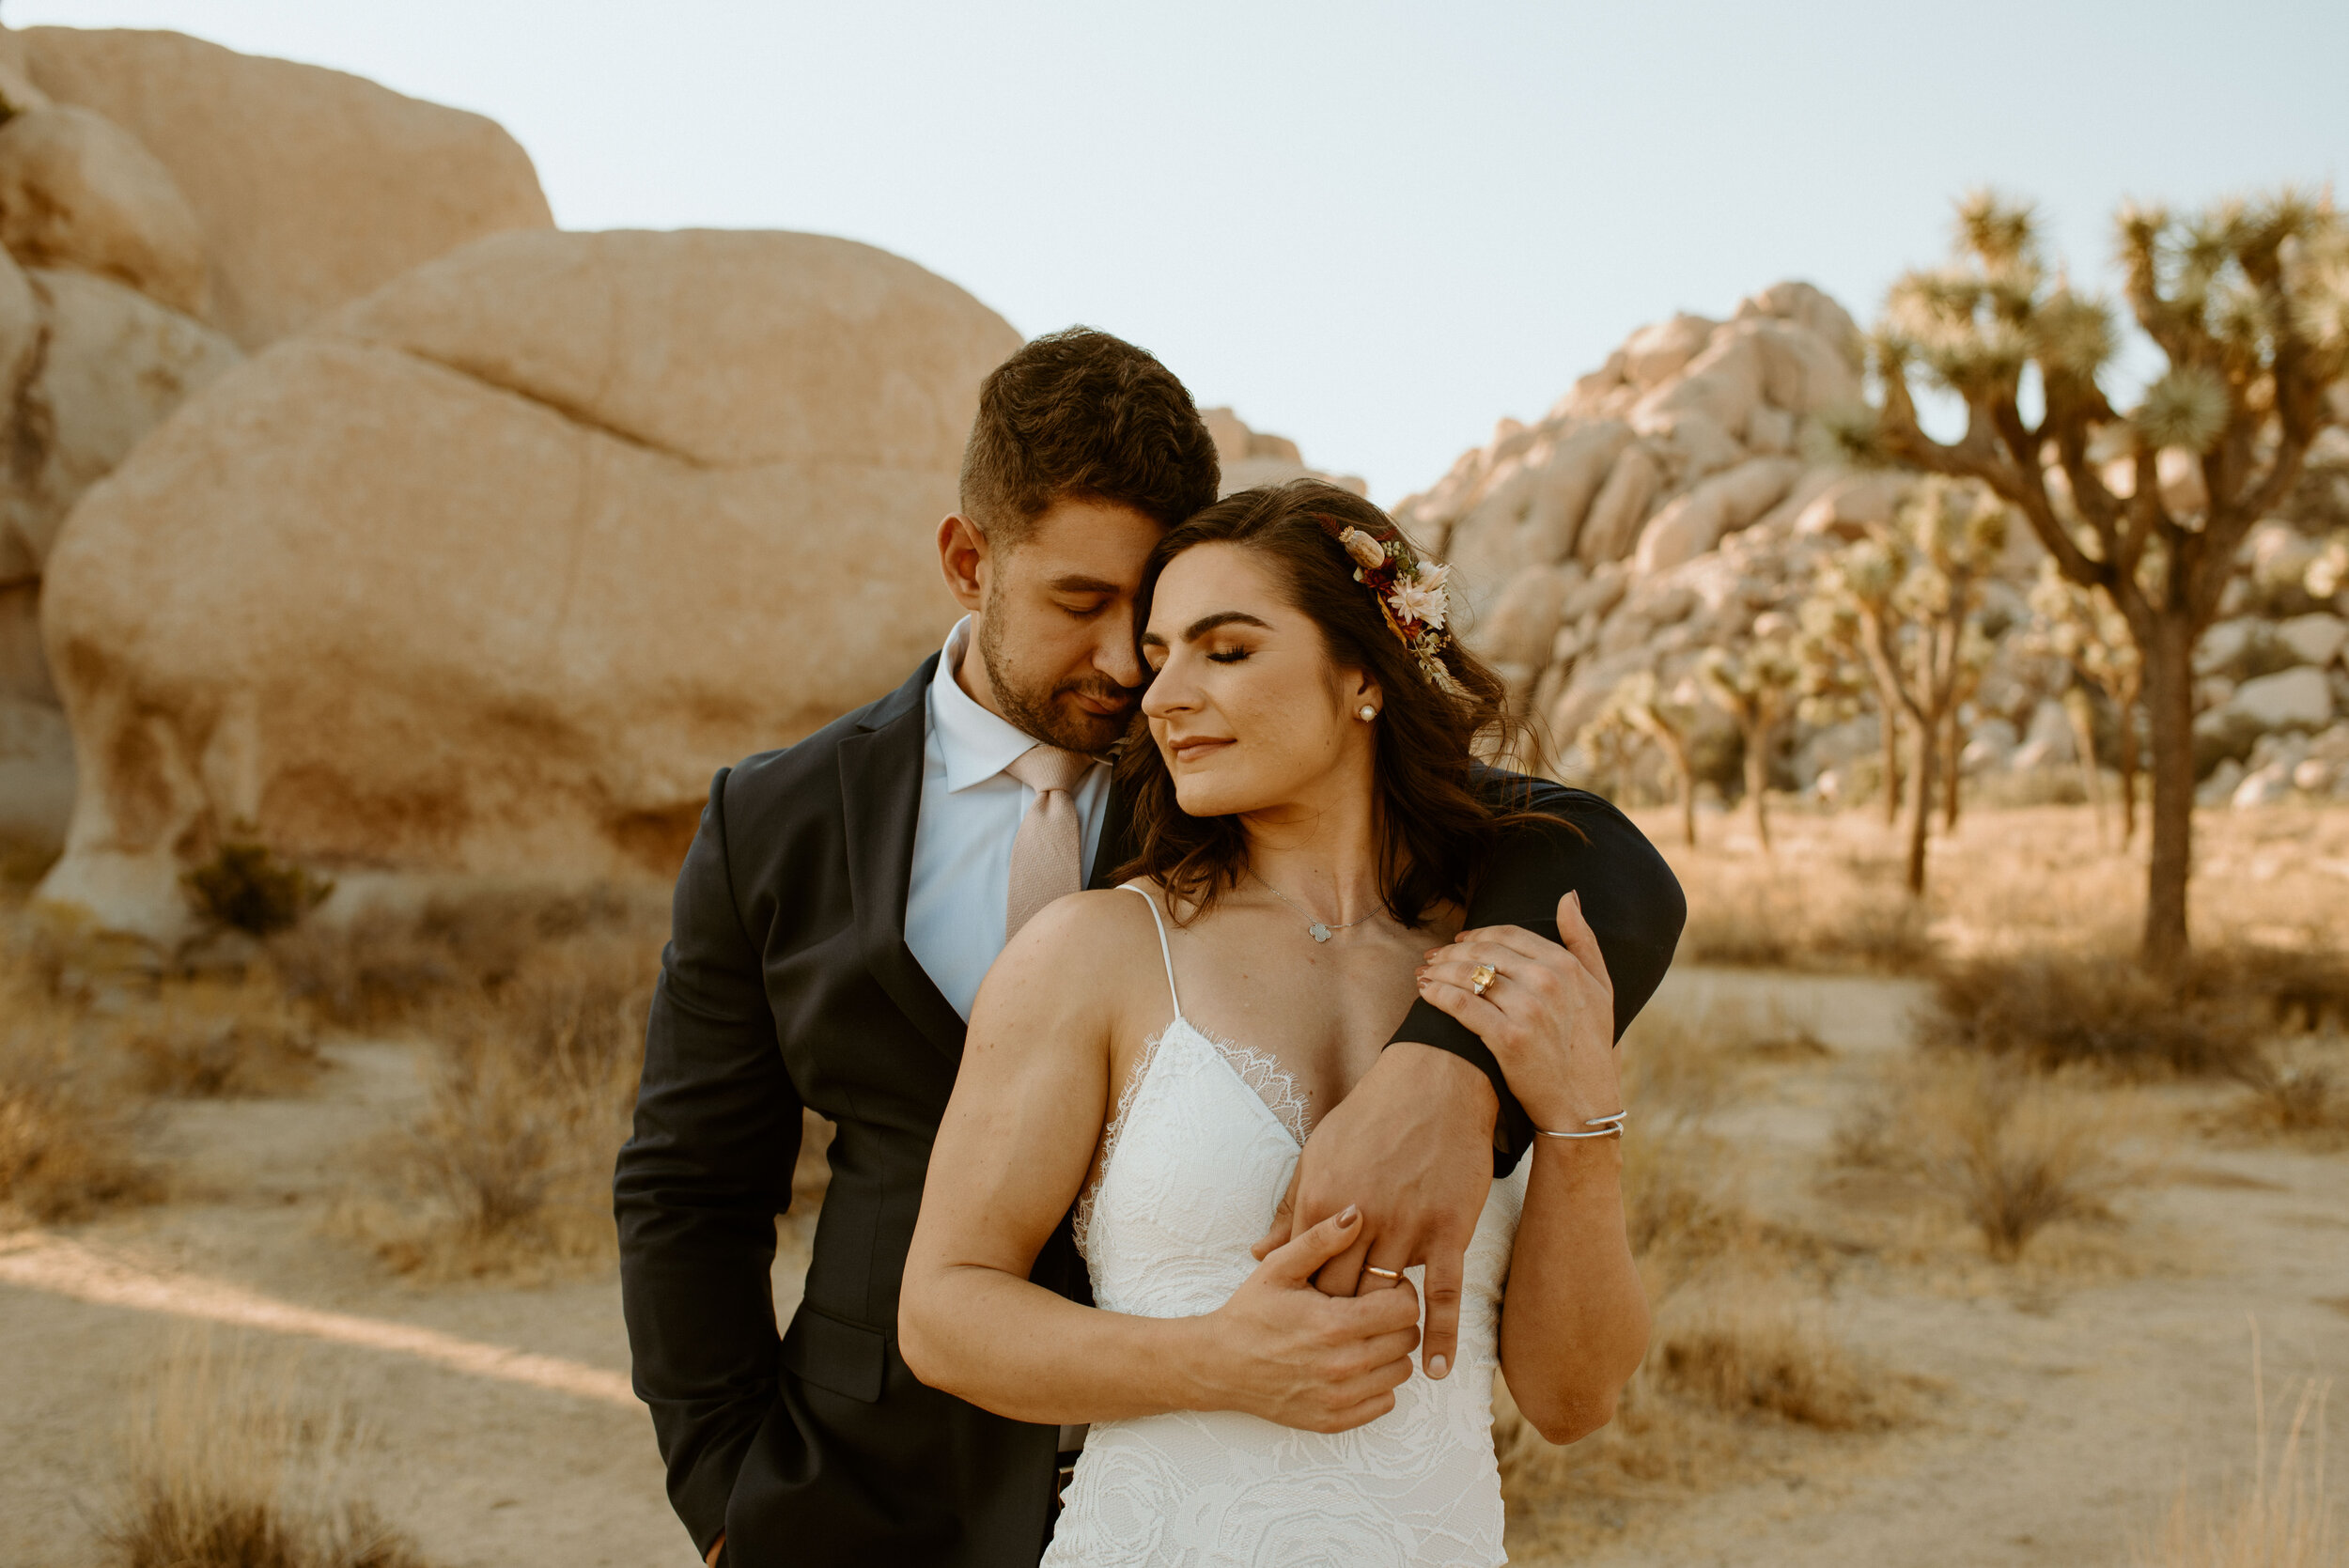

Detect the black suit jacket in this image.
[614,654,1685,1568]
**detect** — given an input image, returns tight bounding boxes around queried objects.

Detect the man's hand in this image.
[1195,1206,1424,1432]
[1250,1042,1496,1380]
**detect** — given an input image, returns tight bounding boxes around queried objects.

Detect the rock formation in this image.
[37,228,1018,940]
[1399,282,2349,815]
[0,25,553,348]
[0,23,555,856]
[1201,407,1366,498]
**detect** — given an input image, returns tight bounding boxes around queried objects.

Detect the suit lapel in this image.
[838,657,968,1062]
[1088,776,1135,892]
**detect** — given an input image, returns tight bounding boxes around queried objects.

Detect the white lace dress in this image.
[1043,885,1529,1568]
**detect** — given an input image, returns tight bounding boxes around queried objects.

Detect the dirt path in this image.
[1527,968,2349,1567]
[0,1041,720,1568]
[3,972,2341,1567]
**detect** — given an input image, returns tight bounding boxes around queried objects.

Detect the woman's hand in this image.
[1413,889,1619,1134]
[1189,1205,1424,1433]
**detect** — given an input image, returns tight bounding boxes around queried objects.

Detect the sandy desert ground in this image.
[2,803,2344,1568]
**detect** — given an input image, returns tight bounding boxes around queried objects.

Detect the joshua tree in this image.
[1698,632,1799,854]
[1795,595,1906,826]
[1818,477,2010,895]
[1571,703,1642,804]
[2027,561,2144,845]
[1592,670,1703,848]
[1843,188,2348,964]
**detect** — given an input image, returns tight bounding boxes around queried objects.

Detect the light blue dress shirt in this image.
[903,617,1114,1020]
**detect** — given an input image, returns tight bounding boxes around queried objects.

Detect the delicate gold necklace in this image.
[1252,870,1377,943]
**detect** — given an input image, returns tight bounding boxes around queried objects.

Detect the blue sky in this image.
[15,1,2346,500]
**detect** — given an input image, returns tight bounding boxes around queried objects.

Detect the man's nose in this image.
[1095,613,1145,691]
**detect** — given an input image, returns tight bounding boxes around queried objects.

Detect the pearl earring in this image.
[1358,706,1378,722]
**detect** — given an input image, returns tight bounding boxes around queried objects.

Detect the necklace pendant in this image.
[1308,923,1332,942]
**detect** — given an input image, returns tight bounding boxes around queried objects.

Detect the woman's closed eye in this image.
[1207,647,1251,664]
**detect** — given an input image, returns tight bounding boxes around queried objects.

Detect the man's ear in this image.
[937,513,989,613]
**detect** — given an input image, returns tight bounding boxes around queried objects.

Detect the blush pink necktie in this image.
[1003,744,1094,940]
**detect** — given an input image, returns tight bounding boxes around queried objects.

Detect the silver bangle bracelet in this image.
[1534,1111,1626,1140]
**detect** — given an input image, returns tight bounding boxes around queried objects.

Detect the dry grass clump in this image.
[0,954,156,1223]
[272,880,662,1031]
[2223,1051,2349,1145]
[1646,1291,1901,1431]
[1835,1057,2132,1262]
[2134,1343,2338,1568]
[112,973,326,1098]
[1922,943,2349,1151]
[102,1339,433,1568]
[358,932,658,1279]
[1672,851,1934,972]
[1921,954,2268,1078]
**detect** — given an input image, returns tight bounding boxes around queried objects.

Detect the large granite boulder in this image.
[0,23,552,856]
[2,24,552,347]
[36,229,1019,939]
[0,101,208,317]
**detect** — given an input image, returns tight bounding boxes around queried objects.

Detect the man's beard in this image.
[977,606,1136,755]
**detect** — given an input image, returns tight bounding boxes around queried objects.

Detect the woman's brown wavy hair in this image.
[1114,478,1558,924]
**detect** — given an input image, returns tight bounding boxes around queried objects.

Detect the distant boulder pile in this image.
[1395,282,2349,813]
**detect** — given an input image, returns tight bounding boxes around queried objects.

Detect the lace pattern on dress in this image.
[1197,1030,1312,1147]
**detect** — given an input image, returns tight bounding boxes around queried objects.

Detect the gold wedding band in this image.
[1362,1265,1402,1281]
[1470,962,1500,998]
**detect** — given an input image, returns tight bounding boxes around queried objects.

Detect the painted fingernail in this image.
[1427,1354,1449,1379]
[1338,1204,1360,1226]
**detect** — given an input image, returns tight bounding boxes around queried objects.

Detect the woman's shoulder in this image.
[974,884,1174,1023]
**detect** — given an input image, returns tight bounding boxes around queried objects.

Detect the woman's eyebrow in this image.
[1180,611,1272,642]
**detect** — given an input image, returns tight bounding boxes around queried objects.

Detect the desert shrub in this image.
[272,880,661,1030]
[371,935,656,1277]
[1674,855,1934,972]
[2196,946,2349,1036]
[1921,954,2267,1078]
[1845,1058,2128,1261]
[104,1340,434,1568]
[1648,1293,1899,1431]
[184,841,334,937]
[113,974,325,1098]
[2221,1049,2349,1145]
[0,964,156,1222]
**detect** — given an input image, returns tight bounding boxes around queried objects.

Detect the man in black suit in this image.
[615,328,1685,1567]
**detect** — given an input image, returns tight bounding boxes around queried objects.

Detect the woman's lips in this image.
[1170,737,1235,764]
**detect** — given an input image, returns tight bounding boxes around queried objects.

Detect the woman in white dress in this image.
[900,480,1649,1566]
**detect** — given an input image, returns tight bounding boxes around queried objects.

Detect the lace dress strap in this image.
[1116,883,1184,1023]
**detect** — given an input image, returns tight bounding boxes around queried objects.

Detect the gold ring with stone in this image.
[1470,963,1500,998]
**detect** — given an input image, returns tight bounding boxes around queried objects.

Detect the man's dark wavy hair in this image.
[1115,479,1561,924]
[958,327,1221,544]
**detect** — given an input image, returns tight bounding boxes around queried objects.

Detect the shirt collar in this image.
[929,617,1068,793]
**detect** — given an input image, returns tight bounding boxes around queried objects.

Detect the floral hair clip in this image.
[1317,516,1468,697]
